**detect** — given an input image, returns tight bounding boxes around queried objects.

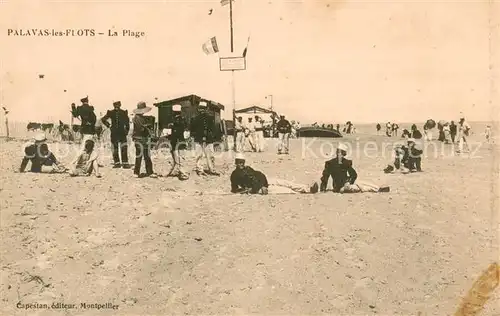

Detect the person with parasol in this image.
[424,119,436,141]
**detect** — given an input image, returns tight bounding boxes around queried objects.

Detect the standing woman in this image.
[132,101,158,178]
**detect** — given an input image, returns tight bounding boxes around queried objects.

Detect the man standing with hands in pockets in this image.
[101,101,130,168]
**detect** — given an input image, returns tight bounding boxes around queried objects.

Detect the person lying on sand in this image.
[69,139,101,178]
[19,133,66,173]
[230,153,319,195]
[321,143,390,193]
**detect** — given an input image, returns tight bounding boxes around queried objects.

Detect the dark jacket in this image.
[411,130,423,139]
[231,166,268,194]
[169,115,188,150]
[276,119,292,134]
[72,104,96,135]
[101,109,129,138]
[320,156,358,192]
[132,114,153,141]
[20,144,58,172]
[190,111,217,144]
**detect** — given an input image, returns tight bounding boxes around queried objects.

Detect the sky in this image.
[0,0,499,124]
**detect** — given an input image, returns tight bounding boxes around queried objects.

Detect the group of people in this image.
[18,96,226,180]
[380,114,487,155]
[377,122,399,137]
[234,115,265,153]
[234,114,293,155]
[230,142,390,195]
[383,137,424,174]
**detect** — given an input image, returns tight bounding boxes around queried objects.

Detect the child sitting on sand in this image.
[69,139,101,178]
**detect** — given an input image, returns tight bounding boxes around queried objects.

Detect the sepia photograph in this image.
[0,0,499,315]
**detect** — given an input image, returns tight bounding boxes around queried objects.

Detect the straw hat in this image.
[407,138,416,143]
[337,143,348,152]
[133,101,152,114]
[34,133,46,142]
[199,101,207,107]
[172,104,182,112]
[235,152,245,161]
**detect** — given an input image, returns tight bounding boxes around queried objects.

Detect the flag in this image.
[242,35,250,58]
[221,0,234,7]
[202,37,219,55]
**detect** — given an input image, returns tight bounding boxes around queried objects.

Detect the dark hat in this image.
[81,96,89,103]
[113,101,121,107]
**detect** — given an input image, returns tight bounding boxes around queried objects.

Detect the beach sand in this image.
[0,131,498,315]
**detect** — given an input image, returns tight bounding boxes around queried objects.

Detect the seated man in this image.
[69,139,102,177]
[230,153,318,195]
[322,143,389,193]
[402,138,423,172]
[19,133,66,173]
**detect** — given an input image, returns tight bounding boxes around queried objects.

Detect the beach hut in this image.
[154,94,225,138]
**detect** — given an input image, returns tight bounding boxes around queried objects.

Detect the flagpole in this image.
[229,0,234,52]
[229,0,236,151]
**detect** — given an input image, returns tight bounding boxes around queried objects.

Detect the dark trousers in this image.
[112,139,128,164]
[134,141,153,175]
[406,157,422,171]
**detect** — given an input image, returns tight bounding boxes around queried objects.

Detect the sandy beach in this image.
[0,126,499,315]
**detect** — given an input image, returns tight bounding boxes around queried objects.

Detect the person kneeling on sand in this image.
[230,153,319,195]
[321,143,390,193]
[384,144,410,174]
[19,133,66,173]
[384,138,422,173]
[69,139,102,178]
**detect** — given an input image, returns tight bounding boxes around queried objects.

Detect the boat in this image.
[297,126,343,138]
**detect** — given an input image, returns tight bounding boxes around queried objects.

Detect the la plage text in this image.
[7,29,145,38]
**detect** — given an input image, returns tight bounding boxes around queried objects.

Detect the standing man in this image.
[132,101,158,178]
[276,115,291,154]
[485,125,492,143]
[101,101,130,168]
[235,116,245,152]
[450,121,458,143]
[190,101,219,176]
[246,117,257,152]
[457,115,471,153]
[71,96,97,145]
[167,104,189,180]
[254,115,264,152]
[386,122,392,137]
[392,123,399,137]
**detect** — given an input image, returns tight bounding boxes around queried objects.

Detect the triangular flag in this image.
[202,36,219,55]
[242,35,250,57]
[221,0,234,7]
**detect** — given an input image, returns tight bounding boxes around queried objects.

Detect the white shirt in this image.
[246,121,255,132]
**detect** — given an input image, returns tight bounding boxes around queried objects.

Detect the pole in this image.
[4,112,9,139]
[229,0,234,52]
[231,70,236,151]
[229,0,236,151]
